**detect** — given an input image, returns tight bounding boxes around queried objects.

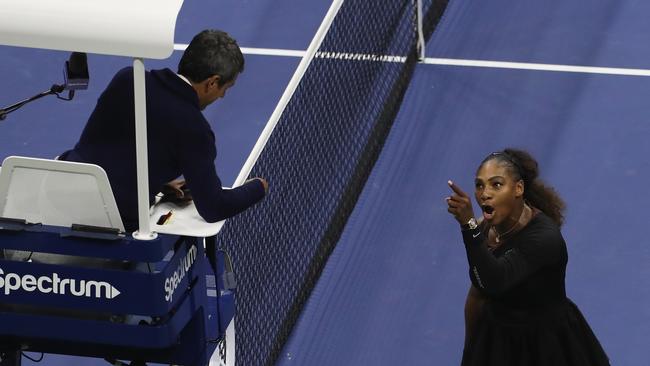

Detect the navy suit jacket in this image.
[61,67,265,231]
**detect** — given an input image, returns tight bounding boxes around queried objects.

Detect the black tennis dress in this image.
[460,212,609,366]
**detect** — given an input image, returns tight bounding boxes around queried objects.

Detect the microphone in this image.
[63,52,89,91]
[0,52,90,120]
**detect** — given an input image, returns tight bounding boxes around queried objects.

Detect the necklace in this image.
[494,222,518,243]
[493,204,530,243]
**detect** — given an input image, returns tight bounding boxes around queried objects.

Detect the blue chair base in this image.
[0,225,234,366]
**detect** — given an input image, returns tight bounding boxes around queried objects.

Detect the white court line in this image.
[174,43,305,57]
[422,57,650,77]
[175,43,404,62]
[241,47,305,57]
[174,43,650,76]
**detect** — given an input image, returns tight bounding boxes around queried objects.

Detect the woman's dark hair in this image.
[178,29,244,86]
[480,148,566,227]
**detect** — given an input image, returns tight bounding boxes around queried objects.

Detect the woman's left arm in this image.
[461,224,564,296]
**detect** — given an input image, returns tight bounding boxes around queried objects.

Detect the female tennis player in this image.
[446,148,609,366]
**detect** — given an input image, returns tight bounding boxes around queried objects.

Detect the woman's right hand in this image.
[445,180,475,226]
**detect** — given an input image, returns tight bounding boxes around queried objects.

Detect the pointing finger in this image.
[447,180,468,198]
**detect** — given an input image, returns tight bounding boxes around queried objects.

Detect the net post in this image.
[233,0,345,186]
[416,0,426,61]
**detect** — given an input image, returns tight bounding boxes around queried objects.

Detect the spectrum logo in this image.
[0,268,121,299]
[164,245,198,302]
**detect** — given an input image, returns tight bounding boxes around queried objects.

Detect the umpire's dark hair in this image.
[480,148,566,227]
[178,29,244,86]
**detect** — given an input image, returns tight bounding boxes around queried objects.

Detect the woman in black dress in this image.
[445,148,609,366]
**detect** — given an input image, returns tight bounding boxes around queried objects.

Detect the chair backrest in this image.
[0,156,124,231]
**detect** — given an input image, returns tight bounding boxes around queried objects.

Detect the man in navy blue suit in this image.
[61,29,268,232]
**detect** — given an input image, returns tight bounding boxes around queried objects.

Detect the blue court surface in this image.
[1,1,649,366]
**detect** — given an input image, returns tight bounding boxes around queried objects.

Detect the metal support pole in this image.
[416,0,426,61]
[131,58,157,240]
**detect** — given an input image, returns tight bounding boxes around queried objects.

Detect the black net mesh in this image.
[216,1,448,365]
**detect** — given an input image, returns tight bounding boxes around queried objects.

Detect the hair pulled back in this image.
[480,148,566,227]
